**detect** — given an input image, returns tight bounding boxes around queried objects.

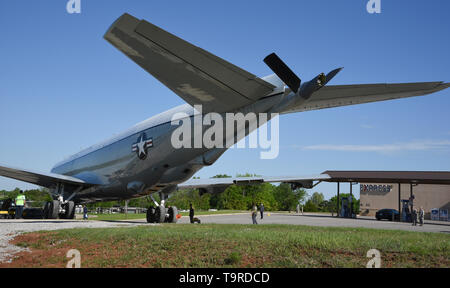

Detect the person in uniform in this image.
[251,204,258,224]
[259,203,264,219]
[419,206,425,226]
[411,208,418,226]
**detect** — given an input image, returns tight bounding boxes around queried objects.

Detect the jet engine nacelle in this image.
[279,73,326,111]
[298,73,326,100]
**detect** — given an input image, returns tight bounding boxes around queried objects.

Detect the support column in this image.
[337,182,340,217]
[410,184,414,212]
[349,182,353,217]
[398,183,401,221]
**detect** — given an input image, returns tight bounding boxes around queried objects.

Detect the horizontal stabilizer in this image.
[282,81,450,114]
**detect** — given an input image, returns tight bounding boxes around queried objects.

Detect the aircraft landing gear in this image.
[146,196,179,224]
[167,206,178,223]
[146,206,156,223]
[44,184,77,219]
[43,200,59,219]
[44,200,75,219]
[146,205,164,223]
[62,201,75,219]
[146,205,178,223]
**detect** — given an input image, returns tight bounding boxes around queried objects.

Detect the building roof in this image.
[321,171,450,185]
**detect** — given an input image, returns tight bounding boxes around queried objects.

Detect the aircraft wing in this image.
[178,174,331,193]
[0,164,95,189]
[281,82,450,114]
[104,13,275,113]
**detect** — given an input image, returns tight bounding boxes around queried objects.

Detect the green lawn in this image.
[9,224,450,268]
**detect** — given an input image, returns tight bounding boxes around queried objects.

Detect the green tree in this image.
[303,199,319,212]
[273,183,306,211]
[166,189,210,210]
[329,193,360,214]
[217,185,247,210]
[211,174,232,178]
[1,188,51,207]
[318,200,334,212]
[310,192,325,206]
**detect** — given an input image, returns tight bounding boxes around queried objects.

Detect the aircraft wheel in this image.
[49,200,60,219]
[154,206,166,223]
[63,201,75,219]
[167,206,178,223]
[146,207,156,223]
[43,202,51,219]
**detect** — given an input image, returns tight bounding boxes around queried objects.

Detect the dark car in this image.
[376,209,400,221]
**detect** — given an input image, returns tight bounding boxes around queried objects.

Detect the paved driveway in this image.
[177,212,450,233]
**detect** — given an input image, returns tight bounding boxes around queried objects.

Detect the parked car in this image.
[376,209,400,221]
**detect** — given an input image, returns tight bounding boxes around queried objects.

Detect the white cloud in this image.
[359,124,374,129]
[300,140,450,153]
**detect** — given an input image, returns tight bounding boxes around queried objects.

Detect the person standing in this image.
[15,190,26,219]
[411,208,418,226]
[259,203,264,219]
[252,204,258,224]
[83,205,88,220]
[419,206,425,226]
[189,203,195,224]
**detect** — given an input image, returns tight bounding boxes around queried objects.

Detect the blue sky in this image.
[1,0,449,200]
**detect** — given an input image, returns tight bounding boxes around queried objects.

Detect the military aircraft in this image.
[0,13,448,222]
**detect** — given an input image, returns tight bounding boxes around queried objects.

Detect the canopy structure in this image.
[319,171,450,218]
[179,170,450,219]
[321,170,450,185]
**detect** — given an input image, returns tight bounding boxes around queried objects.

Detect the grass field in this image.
[87,210,246,221]
[5,224,450,268]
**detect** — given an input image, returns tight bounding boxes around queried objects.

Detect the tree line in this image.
[303,192,360,214]
[0,188,52,207]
